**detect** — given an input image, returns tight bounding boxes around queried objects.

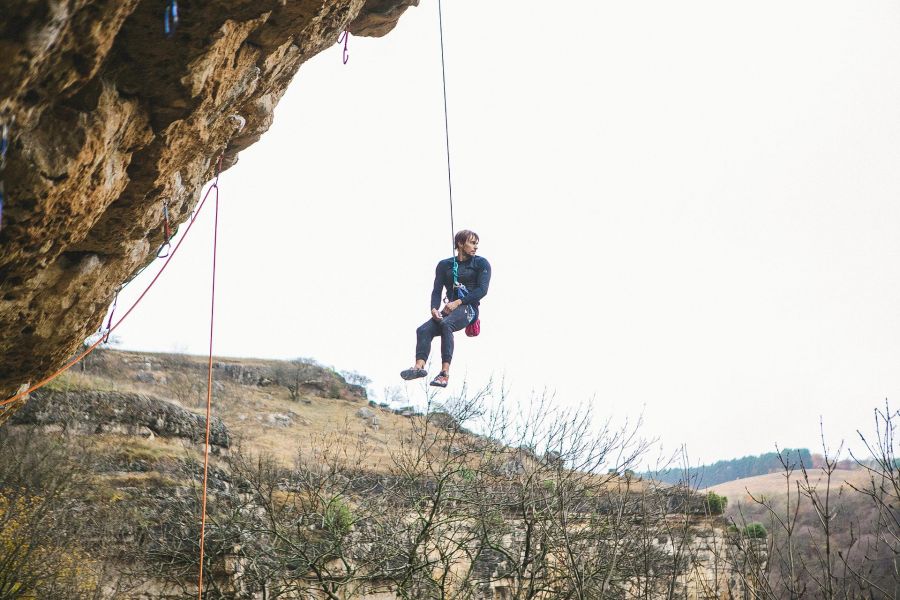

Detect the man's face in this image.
[459,236,479,257]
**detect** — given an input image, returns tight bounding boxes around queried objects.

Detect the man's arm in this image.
[460,258,491,305]
[430,261,445,311]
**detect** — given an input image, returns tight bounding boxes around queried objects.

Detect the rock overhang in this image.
[0,0,418,417]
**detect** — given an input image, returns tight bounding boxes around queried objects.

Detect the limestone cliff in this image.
[0,0,418,413]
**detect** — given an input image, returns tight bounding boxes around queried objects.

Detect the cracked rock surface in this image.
[10,388,231,448]
[0,0,417,418]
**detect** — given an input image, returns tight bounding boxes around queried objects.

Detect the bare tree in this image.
[274,358,332,401]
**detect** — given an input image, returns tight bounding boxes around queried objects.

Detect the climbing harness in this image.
[157,199,172,258]
[450,258,481,337]
[337,30,350,64]
[164,0,179,36]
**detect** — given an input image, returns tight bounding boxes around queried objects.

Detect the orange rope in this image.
[1,154,225,600]
[0,163,222,409]
[196,161,221,599]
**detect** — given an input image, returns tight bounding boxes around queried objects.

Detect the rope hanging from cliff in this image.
[437,0,455,253]
[0,157,224,410]
[196,156,221,600]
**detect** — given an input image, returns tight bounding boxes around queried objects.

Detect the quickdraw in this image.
[164,0,179,36]
[102,288,120,343]
[0,121,9,233]
[337,30,350,64]
[0,122,9,169]
[157,199,172,258]
[228,114,246,138]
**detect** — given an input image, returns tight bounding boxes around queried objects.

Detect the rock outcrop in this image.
[0,0,417,412]
[10,388,230,448]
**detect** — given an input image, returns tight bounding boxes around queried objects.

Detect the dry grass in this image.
[706,468,871,506]
[92,434,201,463]
[46,370,129,393]
[100,471,182,489]
[71,349,418,473]
[215,380,413,472]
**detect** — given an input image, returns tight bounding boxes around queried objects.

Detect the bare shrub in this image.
[0,427,131,599]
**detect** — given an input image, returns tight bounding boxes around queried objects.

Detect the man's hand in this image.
[441,299,463,316]
[431,308,443,321]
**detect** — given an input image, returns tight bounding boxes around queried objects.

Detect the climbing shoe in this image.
[429,371,449,388]
[400,368,428,381]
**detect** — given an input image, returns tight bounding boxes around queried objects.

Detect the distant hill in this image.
[648,448,814,489]
[706,468,871,504]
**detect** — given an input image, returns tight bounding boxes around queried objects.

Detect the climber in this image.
[400,230,491,387]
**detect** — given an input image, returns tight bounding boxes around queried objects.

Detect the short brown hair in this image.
[454,229,479,250]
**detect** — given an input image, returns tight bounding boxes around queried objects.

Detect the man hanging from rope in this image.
[400,230,491,387]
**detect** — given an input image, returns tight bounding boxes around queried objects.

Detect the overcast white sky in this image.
[113,0,900,465]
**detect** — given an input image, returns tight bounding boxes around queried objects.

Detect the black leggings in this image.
[415,306,474,364]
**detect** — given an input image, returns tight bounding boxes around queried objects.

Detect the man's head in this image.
[455,230,479,258]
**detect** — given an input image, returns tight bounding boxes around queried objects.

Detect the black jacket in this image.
[430,255,491,319]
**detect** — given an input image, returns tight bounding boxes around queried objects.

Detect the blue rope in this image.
[451,257,469,299]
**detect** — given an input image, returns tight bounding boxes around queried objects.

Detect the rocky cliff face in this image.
[0,0,418,411]
[10,388,231,448]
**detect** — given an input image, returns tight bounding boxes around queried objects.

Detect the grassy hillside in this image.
[5,348,723,599]
[60,348,418,472]
[707,468,871,504]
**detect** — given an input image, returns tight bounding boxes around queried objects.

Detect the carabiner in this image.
[103,287,120,343]
[337,30,349,64]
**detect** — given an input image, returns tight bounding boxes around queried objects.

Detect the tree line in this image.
[650,448,814,488]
